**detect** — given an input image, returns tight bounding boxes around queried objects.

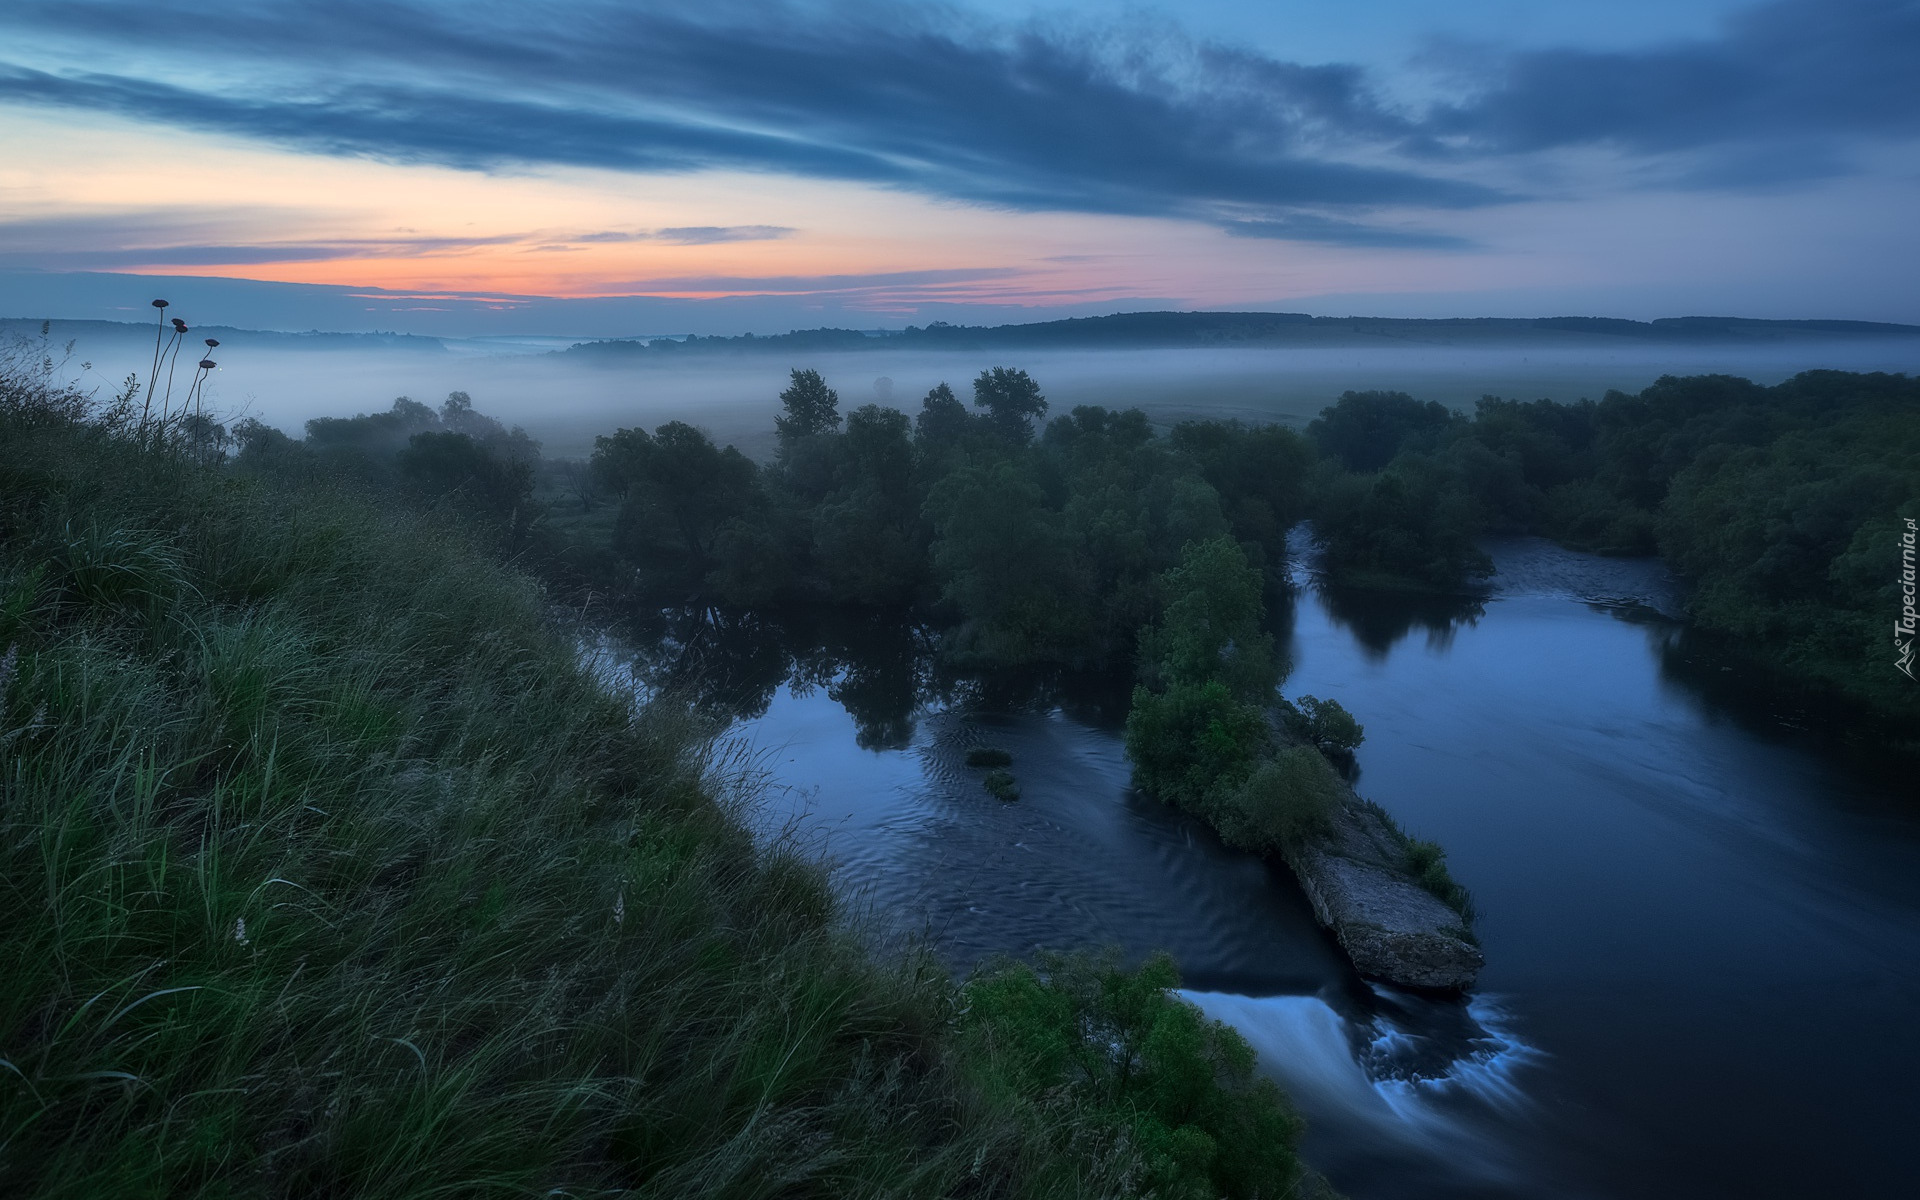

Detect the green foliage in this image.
[1310,455,1494,591]
[983,768,1020,801]
[1307,389,1458,472]
[230,393,544,552]
[1210,747,1344,856]
[1169,419,1313,557]
[775,367,841,445]
[805,404,925,606]
[1404,836,1476,921]
[1289,694,1365,756]
[959,952,1304,1200]
[972,367,1048,445]
[1137,536,1277,702]
[966,746,1013,768]
[1123,680,1270,810]
[565,370,1317,674]
[1126,539,1285,821]
[398,429,535,536]
[0,405,1275,1199]
[303,393,540,471]
[1300,371,1920,726]
[602,421,762,568]
[588,424,654,499]
[926,460,1093,664]
[914,381,974,448]
[1539,478,1658,554]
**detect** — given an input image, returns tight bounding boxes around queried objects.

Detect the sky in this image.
[0,0,1915,336]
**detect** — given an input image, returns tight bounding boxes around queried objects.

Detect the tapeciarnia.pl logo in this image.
[1898,517,1917,680]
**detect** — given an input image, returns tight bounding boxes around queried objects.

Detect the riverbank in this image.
[0,403,1311,1198]
[678,534,1920,1198]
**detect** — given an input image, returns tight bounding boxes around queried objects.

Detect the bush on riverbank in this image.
[1403,834,1476,923]
[0,387,1307,1196]
[1283,695,1366,757]
[1211,748,1344,855]
[960,952,1304,1200]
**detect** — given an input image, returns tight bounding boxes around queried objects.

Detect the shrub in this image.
[960,952,1305,1200]
[1123,680,1269,811]
[966,745,1013,768]
[1213,747,1343,855]
[1294,694,1365,756]
[984,768,1021,800]
[1405,836,1476,921]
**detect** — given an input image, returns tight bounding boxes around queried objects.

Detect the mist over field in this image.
[44,330,1920,459]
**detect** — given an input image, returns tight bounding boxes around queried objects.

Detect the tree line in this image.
[222,364,1920,729]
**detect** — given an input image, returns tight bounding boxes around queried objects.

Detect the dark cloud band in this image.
[0,0,1911,249]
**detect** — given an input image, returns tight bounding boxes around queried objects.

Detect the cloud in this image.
[0,267,1184,338]
[1423,0,1920,168]
[0,211,535,269]
[0,209,797,269]
[599,267,1025,296]
[1220,214,1473,249]
[577,226,796,244]
[0,0,1909,251]
[0,0,1500,242]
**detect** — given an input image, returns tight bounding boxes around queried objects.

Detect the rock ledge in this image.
[1286,797,1483,992]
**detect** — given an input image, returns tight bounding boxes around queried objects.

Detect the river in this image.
[602,538,1920,1198]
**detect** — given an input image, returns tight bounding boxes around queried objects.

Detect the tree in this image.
[913,382,972,447]
[1307,390,1457,472]
[589,426,655,500]
[1139,536,1277,702]
[925,461,1092,663]
[398,430,534,535]
[972,367,1047,444]
[1125,537,1280,814]
[960,952,1304,1200]
[1310,458,1493,589]
[1169,420,1314,557]
[1288,695,1365,756]
[611,421,760,565]
[776,368,841,445]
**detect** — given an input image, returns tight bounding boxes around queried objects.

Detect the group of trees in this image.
[220,362,1917,727]
[232,391,543,544]
[1303,372,1920,718]
[1122,537,1354,860]
[587,367,1312,672]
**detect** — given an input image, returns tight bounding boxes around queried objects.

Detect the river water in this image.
[604,539,1920,1198]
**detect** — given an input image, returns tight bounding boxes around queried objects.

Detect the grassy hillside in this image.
[0,386,1308,1196]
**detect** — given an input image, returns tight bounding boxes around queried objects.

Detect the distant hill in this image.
[562,311,1920,358]
[8,311,1918,361]
[0,317,449,355]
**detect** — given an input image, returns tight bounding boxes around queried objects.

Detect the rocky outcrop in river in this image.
[1286,797,1483,992]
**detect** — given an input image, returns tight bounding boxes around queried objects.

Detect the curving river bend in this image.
[607,538,1920,1198]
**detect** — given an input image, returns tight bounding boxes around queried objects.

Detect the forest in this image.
[560,312,1920,357]
[224,362,1920,734]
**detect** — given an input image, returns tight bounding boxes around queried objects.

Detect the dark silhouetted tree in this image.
[776,368,841,446]
[972,367,1047,444]
[914,382,972,447]
[1307,390,1457,472]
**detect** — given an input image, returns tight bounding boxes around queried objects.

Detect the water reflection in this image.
[611,603,1137,745]
[599,536,1920,1199]
[1309,583,1488,659]
[612,605,944,746]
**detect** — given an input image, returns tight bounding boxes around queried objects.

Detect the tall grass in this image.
[0,403,1308,1197]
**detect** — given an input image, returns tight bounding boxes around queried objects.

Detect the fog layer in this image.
[50,334,1920,460]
